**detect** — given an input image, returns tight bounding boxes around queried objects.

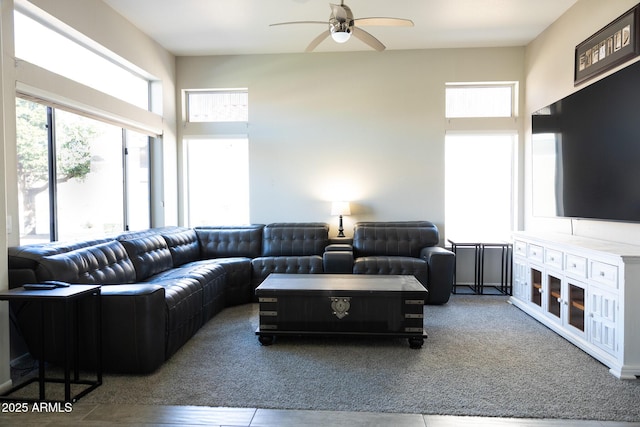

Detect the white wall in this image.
[524,0,640,244]
[177,47,525,239]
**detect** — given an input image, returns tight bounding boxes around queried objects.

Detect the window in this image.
[187,90,248,122]
[16,98,150,243]
[184,88,250,226]
[185,138,249,226]
[444,82,517,241]
[445,83,515,118]
[445,133,515,241]
[14,10,150,109]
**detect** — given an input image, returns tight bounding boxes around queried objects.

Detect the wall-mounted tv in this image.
[531,59,640,223]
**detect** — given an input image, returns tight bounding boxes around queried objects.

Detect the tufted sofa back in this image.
[160,227,201,267]
[261,223,329,256]
[36,240,137,284]
[117,230,174,281]
[196,225,264,259]
[352,221,440,258]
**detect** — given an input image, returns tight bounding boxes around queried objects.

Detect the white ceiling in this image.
[102,0,578,56]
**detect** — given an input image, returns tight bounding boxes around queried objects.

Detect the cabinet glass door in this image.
[531,268,542,307]
[568,282,585,332]
[547,274,562,319]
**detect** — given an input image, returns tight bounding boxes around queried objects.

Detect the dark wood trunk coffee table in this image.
[255,274,428,348]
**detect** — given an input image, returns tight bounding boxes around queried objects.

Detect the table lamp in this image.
[331,201,351,237]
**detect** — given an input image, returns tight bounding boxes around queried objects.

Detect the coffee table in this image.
[255,274,428,348]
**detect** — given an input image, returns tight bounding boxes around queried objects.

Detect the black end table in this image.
[0,284,102,403]
[448,239,512,295]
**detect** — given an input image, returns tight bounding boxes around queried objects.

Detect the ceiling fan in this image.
[270,1,414,52]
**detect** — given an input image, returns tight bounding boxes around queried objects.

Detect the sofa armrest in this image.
[420,246,455,304]
[100,284,167,373]
[323,244,354,274]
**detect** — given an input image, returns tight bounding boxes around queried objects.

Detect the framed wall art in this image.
[574,5,640,85]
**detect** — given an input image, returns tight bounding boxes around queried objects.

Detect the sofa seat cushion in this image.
[149,277,204,358]
[353,256,429,287]
[36,240,137,284]
[186,257,253,306]
[149,262,227,322]
[251,255,324,288]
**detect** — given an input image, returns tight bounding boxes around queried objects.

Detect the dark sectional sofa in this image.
[8,221,454,374]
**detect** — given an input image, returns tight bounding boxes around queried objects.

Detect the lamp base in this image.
[337,215,345,237]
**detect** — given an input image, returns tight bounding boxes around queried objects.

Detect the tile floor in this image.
[0,403,639,426]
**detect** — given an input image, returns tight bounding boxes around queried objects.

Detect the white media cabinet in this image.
[511,232,640,379]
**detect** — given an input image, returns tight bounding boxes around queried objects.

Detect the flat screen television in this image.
[531,59,640,223]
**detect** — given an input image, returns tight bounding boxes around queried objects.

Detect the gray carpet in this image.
[84,295,640,421]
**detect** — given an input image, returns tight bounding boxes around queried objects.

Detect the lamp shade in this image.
[331,201,351,216]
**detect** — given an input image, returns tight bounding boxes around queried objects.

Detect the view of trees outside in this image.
[16,98,127,242]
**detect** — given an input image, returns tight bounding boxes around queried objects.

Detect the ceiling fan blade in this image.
[354,17,414,27]
[305,29,331,52]
[269,21,327,27]
[352,27,385,51]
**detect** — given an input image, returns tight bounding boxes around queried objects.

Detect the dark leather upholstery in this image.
[322,244,354,273]
[196,225,264,258]
[251,223,329,292]
[7,221,451,373]
[351,221,455,304]
[251,255,324,288]
[352,221,439,257]
[261,223,329,256]
[118,233,174,281]
[7,223,331,374]
[36,240,136,284]
[161,227,201,267]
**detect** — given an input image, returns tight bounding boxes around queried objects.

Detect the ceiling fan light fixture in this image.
[329,19,352,43]
[331,29,351,43]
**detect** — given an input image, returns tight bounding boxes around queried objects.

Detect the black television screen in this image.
[531,59,640,222]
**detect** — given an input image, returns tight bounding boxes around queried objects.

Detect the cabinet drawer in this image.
[528,244,544,262]
[545,248,563,269]
[514,240,527,257]
[565,254,587,278]
[590,261,618,288]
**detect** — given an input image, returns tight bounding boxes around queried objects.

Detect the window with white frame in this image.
[184,89,250,225]
[446,83,515,118]
[444,83,517,241]
[16,98,150,243]
[187,90,248,122]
